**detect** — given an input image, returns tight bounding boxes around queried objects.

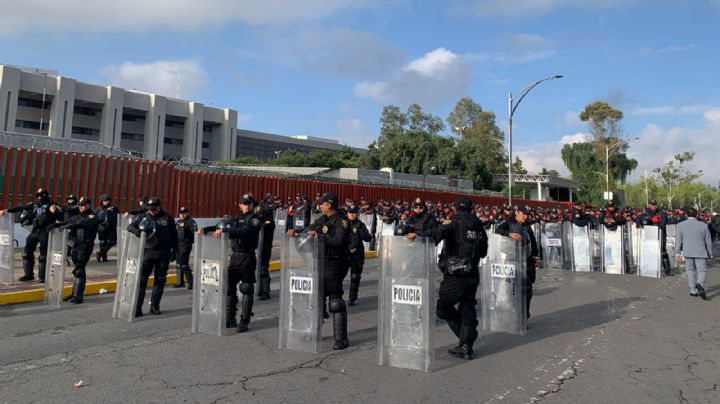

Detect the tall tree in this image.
[447,97,507,175]
[561,142,605,204]
[653,151,703,209]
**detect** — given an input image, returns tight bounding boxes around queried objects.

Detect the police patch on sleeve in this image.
[352,227,357,233]
[322,225,329,234]
[88,215,95,219]
[341,220,348,229]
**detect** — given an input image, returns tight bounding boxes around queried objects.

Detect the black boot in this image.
[449,321,477,360]
[332,311,350,350]
[96,251,102,263]
[348,274,361,306]
[226,295,238,328]
[38,260,46,283]
[258,277,271,300]
[448,344,474,360]
[149,284,164,315]
[68,278,85,304]
[172,266,185,288]
[237,293,254,333]
[184,266,193,290]
[662,254,673,276]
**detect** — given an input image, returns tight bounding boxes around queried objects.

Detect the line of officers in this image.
[1,189,542,360]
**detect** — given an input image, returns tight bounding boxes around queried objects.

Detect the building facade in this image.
[0,64,237,162]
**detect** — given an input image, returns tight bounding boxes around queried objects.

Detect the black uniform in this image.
[174,215,197,288]
[635,205,672,275]
[95,201,118,262]
[346,215,371,305]
[63,197,79,259]
[309,208,351,349]
[496,216,539,318]
[255,197,278,300]
[222,210,261,332]
[58,204,100,303]
[6,192,63,282]
[569,207,594,228]
[431,205,487,359]
[127,206,178,315]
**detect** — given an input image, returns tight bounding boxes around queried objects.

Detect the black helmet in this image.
[393,224,409,236]
[137,217,156,234]
[216,215,234,231]
[19,210,34,225]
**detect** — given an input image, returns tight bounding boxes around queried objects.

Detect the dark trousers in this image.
[98,230,117,258]
[136,250,170,311]
[23,231,49,279]
[436,275,479,346]
[71,242,94,279]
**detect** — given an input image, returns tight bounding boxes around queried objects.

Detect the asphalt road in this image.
[1,252,718,403]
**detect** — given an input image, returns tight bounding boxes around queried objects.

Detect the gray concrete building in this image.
[236,130,366,161]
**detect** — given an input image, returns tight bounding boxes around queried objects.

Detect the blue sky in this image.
[1,0,719,184]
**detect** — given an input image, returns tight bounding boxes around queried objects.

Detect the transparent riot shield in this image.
[378,235,436,372]
[541,222,565,270]
[625,224,637,272]
[0,214,14,285]
[601,226,625,274]
[112,231,146,322]
[274,208,287,243]
[665,224,679,271]
[569,224,593,272]
[192,233,230,336]
[44,228,69,308]
[279,235,323,353]
[359,213,375,251]
[310,211,321,225]
[591,226,603,269]
[255,227,265,296]
[482,234,527,336]
[638,226,661,278]
[117,215,133,271]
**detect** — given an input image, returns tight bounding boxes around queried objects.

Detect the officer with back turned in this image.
[255,193,278,300]
[95,194,118,262]
[407,197,487,360]
[173,207,197,289]
[345,206,371,306]
[127,197,177,316]
[307,192,351,350]
[0,187,63,282]
[198,194,261,332]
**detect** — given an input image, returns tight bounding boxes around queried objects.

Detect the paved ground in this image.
[0,246,718,403]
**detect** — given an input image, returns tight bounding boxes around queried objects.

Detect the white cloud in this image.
[704,107,720,127]
[336,118,373,148]
[0,0,391,36]
[620,44,696,58]
[560,132,590,144]
[100,60,209,99]
[452,0,621,18]
[353,47,471,107]
[628,104,710,116]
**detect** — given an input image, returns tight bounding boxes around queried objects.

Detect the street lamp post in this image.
[508,75,563,206]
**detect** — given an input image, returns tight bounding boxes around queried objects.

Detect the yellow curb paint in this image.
[1,252,379,305]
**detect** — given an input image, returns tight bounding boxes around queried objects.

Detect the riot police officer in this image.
[569,201,593,228]
[127,197,178,316]
[345,206,371,306]
[496,207,540,319]
[53,197,100,303]
[636,199,672,275]
[405,198,437,236]
[0,187,63,282]
[63,194,80,260]
[173,207,197,289]
[95,194,118,262]
[255,193,278,300]
[409,197,487,360]
[307,192,351,350]
[199,194,261,332]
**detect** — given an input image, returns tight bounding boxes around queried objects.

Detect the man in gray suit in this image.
[675,208,714,300]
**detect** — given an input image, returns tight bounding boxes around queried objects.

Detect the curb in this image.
[0,251,378,306]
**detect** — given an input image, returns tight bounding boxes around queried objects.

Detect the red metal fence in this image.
[0,146,570,216]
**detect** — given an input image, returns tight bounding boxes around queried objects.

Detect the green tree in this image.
[653,151,703,209]
[540,167,559,177]
[512,156,527,175]
[447,97,507,174]
[561,142,605,204]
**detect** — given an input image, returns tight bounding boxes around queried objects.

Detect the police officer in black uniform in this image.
[496,207,540,318]
[199,194,261,332]
[569,201,593,228]
[52,197,100,303]
[1,187,63,282]
[127,197,178,316]
[345,206,371,306]
[173,207,197,289]
[255,193,278,300]
[307,192,351,350]
[95,194,118,262]
[63,194,80,260]
[635,199,672,275]
[405,197,437,237]
[410,197,486,360]
[123,195,148,219]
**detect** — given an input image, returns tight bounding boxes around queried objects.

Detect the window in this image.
[73,106,101,116]
[163,138,183,145]
[121,132,144,141]
[72,126,100,136]
[17,97,51,109]
[15,120,48,130]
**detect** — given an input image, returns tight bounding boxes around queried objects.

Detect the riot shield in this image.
[378,235,436,372]
[359,213,375,251]
[192,233,230,336]
[0,214,14,285]
[117,215,133,270]
[293,207,307,232]
[638,226,661,278]
[591,226,603,269]
[112,231,146,321]
[625,224,637,272]
[310,211,321,225]
[569,224,593,272]
[279,235,323,353]
[482,233,527,336]
[601,226,625,274]
[665,224,679,271]
[44,228,69,308]
[255,227,264,296]
[541,222,565,270]
[274,208,287,243]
